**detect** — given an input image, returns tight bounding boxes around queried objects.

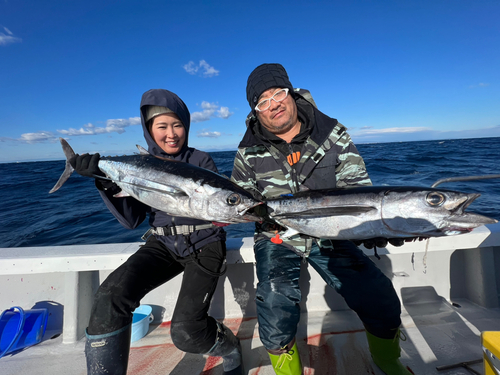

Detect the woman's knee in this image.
[87,274,137,334]
[170,320,215,354]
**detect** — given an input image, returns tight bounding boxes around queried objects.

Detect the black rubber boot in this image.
[85,324,131,375]
[207,321,244,375]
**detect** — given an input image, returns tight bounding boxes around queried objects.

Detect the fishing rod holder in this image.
[431,174,500,188]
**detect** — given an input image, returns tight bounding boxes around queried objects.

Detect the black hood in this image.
[140,89,191,157]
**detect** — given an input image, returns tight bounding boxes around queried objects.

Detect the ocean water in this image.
[1,137,500,248]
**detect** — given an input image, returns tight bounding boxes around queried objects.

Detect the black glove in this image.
[253,204,269,218]
[353,237,427,249]
[69,153,117,190]
[352,238,390,249]
[69,153,105,178]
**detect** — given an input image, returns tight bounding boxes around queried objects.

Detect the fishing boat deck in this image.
[2,299,499,374]
[2,225,500,374]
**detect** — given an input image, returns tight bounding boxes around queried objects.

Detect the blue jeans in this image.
[254,239,401,350]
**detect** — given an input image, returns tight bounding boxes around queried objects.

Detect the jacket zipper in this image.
[288,144,300,192]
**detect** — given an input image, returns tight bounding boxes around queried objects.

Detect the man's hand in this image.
[253,204,269,218]
[353,237,428,249]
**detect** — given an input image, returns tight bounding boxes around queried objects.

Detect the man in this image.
[230,63,412,375]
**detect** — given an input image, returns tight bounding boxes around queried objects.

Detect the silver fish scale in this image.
[266,186,496,240]
[97,156,261,223]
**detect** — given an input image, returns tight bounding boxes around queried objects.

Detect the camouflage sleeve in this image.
[335,127,372,188]
[230,149,260,198]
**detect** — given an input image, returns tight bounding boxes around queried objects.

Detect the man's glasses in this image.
[255,88,290,112]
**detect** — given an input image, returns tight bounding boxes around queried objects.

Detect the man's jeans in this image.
[254,239,402,350]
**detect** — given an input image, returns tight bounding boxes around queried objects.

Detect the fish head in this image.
[381,188,497,236]
[191,183,264,224]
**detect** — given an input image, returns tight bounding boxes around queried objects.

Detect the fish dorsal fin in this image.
[136,145,150,155]
[135,145,180,163]
[272,205,376,218]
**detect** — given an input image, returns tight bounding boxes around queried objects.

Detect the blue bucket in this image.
[0,306,48,358]
[131,305,153,343]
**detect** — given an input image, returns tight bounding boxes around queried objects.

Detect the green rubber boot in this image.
[365,330,413,375]
[268,342,302,375]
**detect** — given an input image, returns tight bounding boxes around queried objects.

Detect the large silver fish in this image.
[265,186,497,240]
[49,138,263,223]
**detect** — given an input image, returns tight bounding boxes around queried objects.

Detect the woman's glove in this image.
[69,153,105,178]
[69,153,117,190]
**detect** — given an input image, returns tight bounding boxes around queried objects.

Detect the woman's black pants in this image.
[87,236,226,354]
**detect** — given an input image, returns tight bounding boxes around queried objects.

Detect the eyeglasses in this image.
[255,88,290,112]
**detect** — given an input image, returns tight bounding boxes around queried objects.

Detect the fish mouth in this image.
[442,193,497,233]
[445,193,479,214]
[238,202,265,223]
[444,212,497,230]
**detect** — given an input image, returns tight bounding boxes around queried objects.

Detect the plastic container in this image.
[0,306,49,358]
[131,305,153,343]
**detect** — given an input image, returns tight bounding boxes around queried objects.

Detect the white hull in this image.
[2,224,500,374]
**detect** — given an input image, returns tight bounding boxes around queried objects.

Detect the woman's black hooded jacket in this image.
[97,89,225,257]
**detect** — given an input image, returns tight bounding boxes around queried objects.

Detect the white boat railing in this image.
[1,224,499,344]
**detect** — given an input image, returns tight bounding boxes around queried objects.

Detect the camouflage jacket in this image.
[230,89,372,256]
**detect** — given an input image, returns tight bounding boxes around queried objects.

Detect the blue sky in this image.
[1,0,499,163]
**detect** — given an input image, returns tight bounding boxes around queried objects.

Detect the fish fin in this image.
[120,176,188,196]
[273,205,376,218]
[49,138,75,193]
[136,145,150,155]
[113,191,131,198]
[281,227,300,239]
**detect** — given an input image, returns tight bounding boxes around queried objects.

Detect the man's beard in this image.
[266,118,296,135]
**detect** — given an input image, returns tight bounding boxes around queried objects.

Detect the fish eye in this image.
[426,192,445,206]
[227,193,241,206]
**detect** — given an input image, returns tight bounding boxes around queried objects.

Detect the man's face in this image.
[256,87,299,136]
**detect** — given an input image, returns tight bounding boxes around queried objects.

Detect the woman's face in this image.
[150,113,186,155]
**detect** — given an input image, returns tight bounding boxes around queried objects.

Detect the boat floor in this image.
[2,298,498,374]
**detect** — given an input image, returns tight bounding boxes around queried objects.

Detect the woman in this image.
[71,89,243,375]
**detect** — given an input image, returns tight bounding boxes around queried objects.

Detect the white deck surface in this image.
[1,299,497,374]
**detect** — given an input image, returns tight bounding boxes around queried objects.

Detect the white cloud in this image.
[57,117,141,136]
[0,27,22,46]
[199,60,219,77]
[469,82,490,88]
[19,131,59,143]
[183,61,198,75]
[217,107,232,119]
[197,130,222,138]
[183,60,219,77]
[2,117,141,144]
[191,102,233,123]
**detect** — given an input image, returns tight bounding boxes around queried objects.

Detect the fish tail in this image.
[48,138,76,193]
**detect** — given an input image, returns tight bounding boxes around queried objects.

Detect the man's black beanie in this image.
[246,63,294,110]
